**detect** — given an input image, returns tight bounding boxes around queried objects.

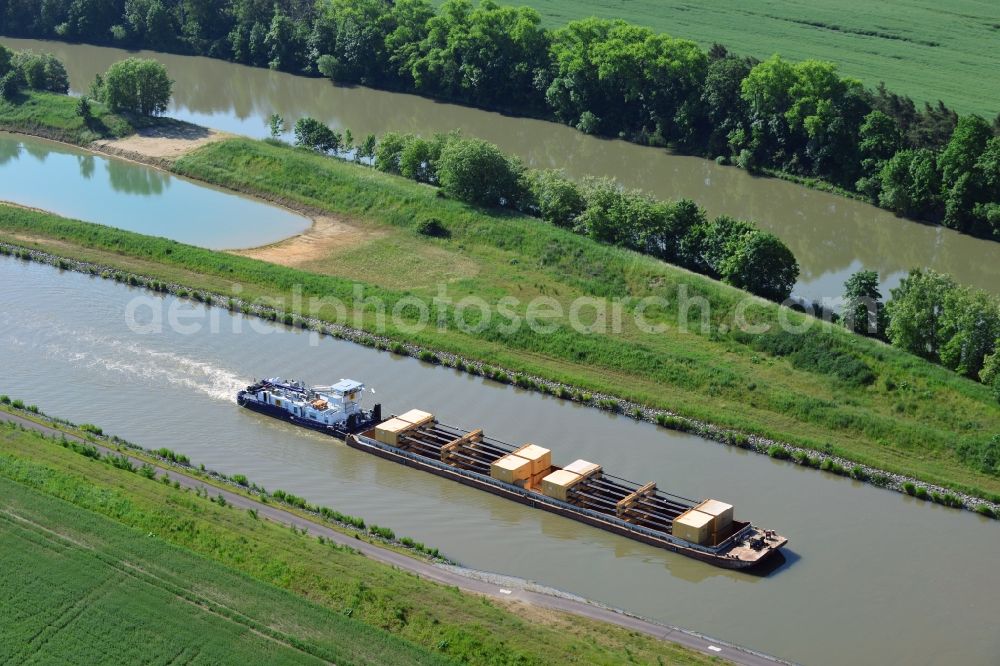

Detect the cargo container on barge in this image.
[236,379,787,569]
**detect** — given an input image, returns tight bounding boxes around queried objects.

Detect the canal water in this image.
[1,256,997,666]
[2,37,997,304]
[0,133,309,249]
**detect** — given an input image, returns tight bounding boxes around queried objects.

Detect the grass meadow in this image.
[480,0,1000,116]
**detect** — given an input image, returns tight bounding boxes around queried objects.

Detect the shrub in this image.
[232,473,249,487]
[437,138,523,208]
[955,435,1000,477]
[850,465,869,481]
[108,454,135,472]
[155,447,190,465]
[0,68,25,101]
[767,445,791,460]
[746,331,877,386]
[0,395,9,405]
[903,481,917,495]
[416,218,450,238]
[80,423,104,436]
[870,472,891,487]
[294,117,341,153]
[914,486,929,500]
[368,525,395,540]
[138,463,156,479]
[12,51,69,93]
[524,169,586,228]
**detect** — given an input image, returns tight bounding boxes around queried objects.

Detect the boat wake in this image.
[3,325,248,403]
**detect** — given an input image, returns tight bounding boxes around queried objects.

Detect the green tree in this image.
[719,230,799,301]
[268,113,284,139]
[885,269,957,361]
[399,134,449,183]
[939,115,992,189]
[358,133,377,164]
[0,46,12,77]
[437,137,523,207]
[980,344,1000,402]
[701,55,753,156]
[0,69,24,101]
[855,110,902,199]
[293,117,338,153]
[76,95,93,121]
[938,288,1000,378]
[373,131,410,173]
[264,8,304,72]
[878,149,940,219]
[939,115,993,233]
[842,270,886,337]
[312,0,396,84]
[576,179,639,246]
[409,0,550,109]
[974,137,1000,237]
[100,58,173,116]
[12,51,70,93]
[739,54,799,163]
[525,170,586,228]
[689,215,756,276]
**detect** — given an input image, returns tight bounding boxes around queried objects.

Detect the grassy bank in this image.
[486,0,1000,117]
[0,416,716,665]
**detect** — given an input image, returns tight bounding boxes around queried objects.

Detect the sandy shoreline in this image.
[9,122,376,264]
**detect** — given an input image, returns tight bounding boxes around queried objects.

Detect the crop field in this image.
[0,480,444,664]
[494,0,1000,116]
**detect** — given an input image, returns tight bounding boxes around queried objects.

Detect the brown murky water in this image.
[2,257,998,665]
[3,37,998,305]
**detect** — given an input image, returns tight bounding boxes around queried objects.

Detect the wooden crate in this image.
[672,509,714,545]
[374,418,413,446]
[694,499,734,532]
[513,443,552,475]
[395,409,434,427]
[540,469,583,501]
[490,454,532,483]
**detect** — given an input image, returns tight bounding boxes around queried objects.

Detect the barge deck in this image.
[349,419,787,570]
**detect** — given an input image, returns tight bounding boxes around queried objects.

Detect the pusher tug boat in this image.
[237,377,787,570]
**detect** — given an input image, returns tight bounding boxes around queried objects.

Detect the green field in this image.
[0,466,444,663]
[485,0,1000,117]
[0,418,715,665]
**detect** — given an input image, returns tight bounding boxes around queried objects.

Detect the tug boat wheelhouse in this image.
[237,378,382,435]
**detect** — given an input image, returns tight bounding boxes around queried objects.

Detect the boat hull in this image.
[237,392,375,436]
[346,434,786,571]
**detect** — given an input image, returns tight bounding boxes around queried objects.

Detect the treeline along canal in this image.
[2,37,997,304]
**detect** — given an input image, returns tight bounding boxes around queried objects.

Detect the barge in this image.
[237,378,787,570]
